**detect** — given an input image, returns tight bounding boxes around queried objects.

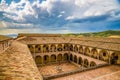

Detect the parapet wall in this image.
[18,33,61,37]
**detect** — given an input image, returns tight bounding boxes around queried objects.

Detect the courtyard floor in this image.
[38,62,79,76]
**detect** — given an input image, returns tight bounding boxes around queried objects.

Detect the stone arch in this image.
[57,44,63,51]
[50,44,56,52]
[64,44,69,51]
[63,53,69,61]
[35,56,42,64]
[70,54,73,61]
[51,54,56,62]
[99,50,109,62]
[28,45,34,53]
[84,47,91,56]
[69,44,73,51]
[78,56,83,65]
[35,44,41,53]
[74,45,78,52]
[110,52,119,64]
[91,48,98,59]
[90,61,96,67]
[84,59,89,67]
[57,54,62,62]
[79,46,83,54]
[43,55,49,64]
[74,55,77,63]
[43,44,49,52]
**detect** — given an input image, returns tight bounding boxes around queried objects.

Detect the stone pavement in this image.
[38,62,79,76]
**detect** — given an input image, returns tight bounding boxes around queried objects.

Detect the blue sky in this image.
[0,0,120,34]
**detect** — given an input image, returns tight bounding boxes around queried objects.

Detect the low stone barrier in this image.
[43,63,109,80]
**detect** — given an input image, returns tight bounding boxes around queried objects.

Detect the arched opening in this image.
[51,54,56,62]
[90,61,96,67]
[57,44,63,51]
[78,57,83,65]
[35,56,42,64]
[99,50,109,62]
[84,47,90,56]
[64,44,69,51]
[91,48,98,59]
[111,52,119,64]
[63,53,68,61]
[43,55,49,64]
[84,59,89,67]
[43,45,49,53]
[70,54,73,61]
[79,46,83,54]
[69,44,73,51]
[35,45,41,53]
[57,54,62,62]
[74,55,77,63]
[28,45,34,53]
[74,45,78,52]
[50,44,56,52]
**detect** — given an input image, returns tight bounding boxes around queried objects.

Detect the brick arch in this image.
[35,44,41,53]
[43,44,49,53]
[63,53,69,61]
[74,55,77,63]
[69,44,73,51]
[43,55,49,64]
[35,56,42,64]
[84,59,89,67]
[28,45,34,53]
[57,44,63,51]
[110,52,119,64]
[74,45,78,52]
[79,46,83,54]
[57,54,62,62]
[99,50,109,62]
[90,61,96,67]
[91,48,98,59]
[84,47,91,56]
[64,44,69,51]
[78,56,83,65]
[51,54,56,62]
[70,54,73,61]
[50,44,56,52]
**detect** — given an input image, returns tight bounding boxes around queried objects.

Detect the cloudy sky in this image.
[0,0,120,34]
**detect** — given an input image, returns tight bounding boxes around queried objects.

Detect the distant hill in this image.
[63,30,120,38]
[0,35,12,41]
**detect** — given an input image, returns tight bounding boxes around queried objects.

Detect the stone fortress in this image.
[0,33,120,80]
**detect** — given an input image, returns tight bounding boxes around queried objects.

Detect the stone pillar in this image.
[32,45,36,60]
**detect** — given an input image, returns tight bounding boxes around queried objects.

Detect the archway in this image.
[74,45,78,52]
[78,57,83,65]
[90,61,96,67]
[74,55,77,63]
[99,50,109,62]
[28,45,34,53]
[35,56,42,64]
[64,44,69,51]
[57,44,63,51]
[35,45,41,53]
[111,52,119,64]
[91,48,98,59]
[84,59,89,67]
[50,44,56,52]
[51,54,56,62]
[43,55,49,64]
[63,53,68,61]
[79,46,83,54]
[57,54,62,62]
[69,44,73,51]
[70,54,73,61]
[43,45,49,52]
[84,47,90,56]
